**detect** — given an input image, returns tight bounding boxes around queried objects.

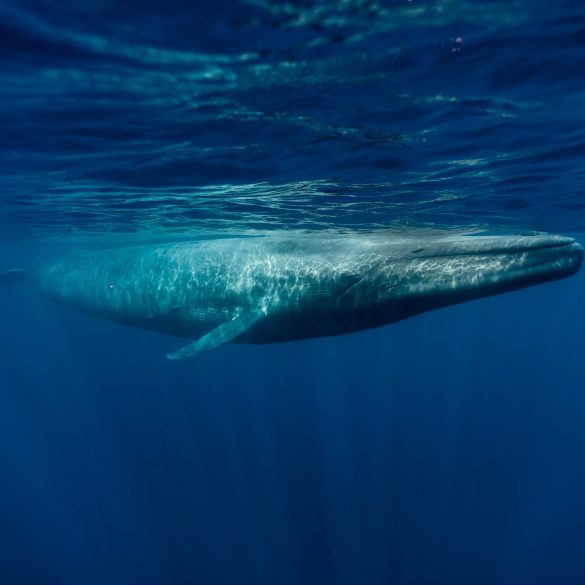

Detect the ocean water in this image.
[1,1,585,583]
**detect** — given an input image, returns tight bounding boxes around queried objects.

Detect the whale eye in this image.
[412,248,425,254]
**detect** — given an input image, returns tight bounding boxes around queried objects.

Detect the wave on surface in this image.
[1,0,585,242]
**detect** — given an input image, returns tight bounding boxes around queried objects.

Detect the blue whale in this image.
[1,233,582,359]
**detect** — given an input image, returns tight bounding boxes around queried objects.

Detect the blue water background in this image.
[1,1,585,583]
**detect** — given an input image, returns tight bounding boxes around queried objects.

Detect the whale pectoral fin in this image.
[166,311,264,360]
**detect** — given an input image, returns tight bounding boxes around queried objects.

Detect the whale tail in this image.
[0,269,29,286]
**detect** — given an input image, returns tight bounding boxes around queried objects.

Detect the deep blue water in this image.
[1,1,585,583]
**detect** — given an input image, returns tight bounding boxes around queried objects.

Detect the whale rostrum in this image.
[1,233,582,359]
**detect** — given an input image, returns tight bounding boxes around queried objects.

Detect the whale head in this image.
[362,234,584,319]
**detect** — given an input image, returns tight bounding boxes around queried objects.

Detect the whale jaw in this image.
[365,235,584,323]
[418,235,583,296]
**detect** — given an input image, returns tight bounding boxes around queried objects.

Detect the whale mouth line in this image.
[511,238,577,252]
[438,238,581,258]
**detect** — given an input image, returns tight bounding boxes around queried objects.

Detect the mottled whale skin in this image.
[2,234,583,358]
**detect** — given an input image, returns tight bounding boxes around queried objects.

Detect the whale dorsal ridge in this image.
[166,310,264,360]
